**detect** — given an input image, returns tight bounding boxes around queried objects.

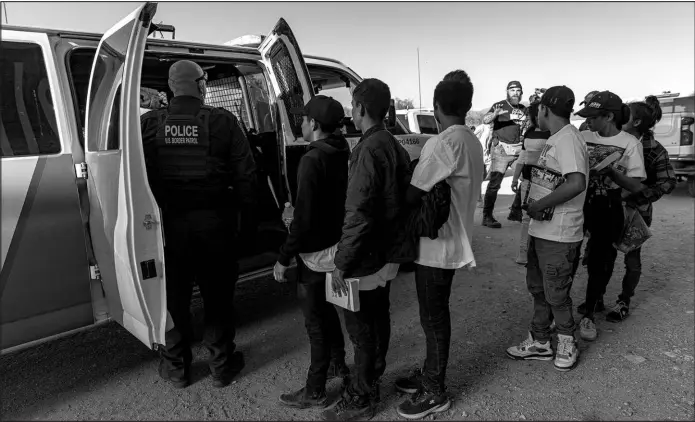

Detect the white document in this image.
[325,273,360,312]
[591,151,622,172]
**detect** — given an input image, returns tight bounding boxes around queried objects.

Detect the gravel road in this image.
[1,180,693,421]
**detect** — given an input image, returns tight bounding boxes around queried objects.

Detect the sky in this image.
[3,1,694,111]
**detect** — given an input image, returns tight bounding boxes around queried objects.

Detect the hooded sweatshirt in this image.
[277,134,350,266]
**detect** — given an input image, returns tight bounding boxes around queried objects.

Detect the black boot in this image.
[483,215,502,228]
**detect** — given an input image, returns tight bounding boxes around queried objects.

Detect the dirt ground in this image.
[1,179,693,421]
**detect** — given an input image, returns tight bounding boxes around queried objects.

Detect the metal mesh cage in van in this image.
[269,43,303,138]
[204,77,250,130]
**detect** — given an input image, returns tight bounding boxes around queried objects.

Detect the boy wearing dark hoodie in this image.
[273,95,352,409]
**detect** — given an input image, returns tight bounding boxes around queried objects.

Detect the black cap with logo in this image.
[579,90,600,106]
[507,80,523,90]
[540,85,575,115]
[290,95,345,126]
[575,91,623,118]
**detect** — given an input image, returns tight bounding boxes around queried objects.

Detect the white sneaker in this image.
[579,317,597,342]
[506,332,553,361]
[554,334,579,371]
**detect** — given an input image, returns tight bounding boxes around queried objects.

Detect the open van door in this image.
[258,18,314,204]
[83,2,167,349]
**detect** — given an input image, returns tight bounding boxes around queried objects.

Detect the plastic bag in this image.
[613,205,652,253]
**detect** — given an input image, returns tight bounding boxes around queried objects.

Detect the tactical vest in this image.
[153,106,229,209]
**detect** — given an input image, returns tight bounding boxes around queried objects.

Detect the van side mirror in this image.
[386,99,396,127]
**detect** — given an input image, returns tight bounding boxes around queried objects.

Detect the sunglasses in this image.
[195,71,208,83]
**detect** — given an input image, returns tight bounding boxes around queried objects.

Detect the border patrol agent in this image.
[140,60,258,389]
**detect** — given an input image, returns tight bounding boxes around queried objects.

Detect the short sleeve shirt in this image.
[581,130,646,195]
[411,125,485,269]
[528,124,589,243]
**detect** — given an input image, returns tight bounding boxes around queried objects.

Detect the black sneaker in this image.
[507,209,523,222]
[212,351,245,388]
[606,301,630,323]
[396,390,451,420]
[326,360,350,380]
[482,215,502,228]
[395,369,422,394]
[279,387,328,409]
[321,392,373,421]
[577,299,605,315]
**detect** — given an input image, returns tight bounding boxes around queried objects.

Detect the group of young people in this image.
[270,71,677,421]
[483,85,677,370]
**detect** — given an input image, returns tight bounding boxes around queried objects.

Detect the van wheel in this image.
[688,177,695,198]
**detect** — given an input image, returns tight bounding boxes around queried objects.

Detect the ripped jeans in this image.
[526,236,582,342]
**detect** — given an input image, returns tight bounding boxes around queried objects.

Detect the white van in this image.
[0,2,430,354]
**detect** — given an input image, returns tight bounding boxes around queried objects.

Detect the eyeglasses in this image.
[195,71,208,83]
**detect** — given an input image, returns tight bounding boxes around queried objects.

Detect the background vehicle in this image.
[0,3,431,355]
[651,92,695,197]
[396,108,439,135]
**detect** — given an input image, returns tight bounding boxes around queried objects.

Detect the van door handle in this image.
[143,214,158,230]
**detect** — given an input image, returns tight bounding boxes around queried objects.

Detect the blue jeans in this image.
[526,236,582,341]
[415,264,455,394]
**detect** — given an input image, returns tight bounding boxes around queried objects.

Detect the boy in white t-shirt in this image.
[394,71,485,419]
[574,91,646,341]
[506,86,589,372]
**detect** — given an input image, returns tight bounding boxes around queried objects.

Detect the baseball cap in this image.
[290,95,345,126]
[575,91,623,118]
[168,60,206,98]
[579,90,600,106]
[540,85,575,115]
[507,80,523,90]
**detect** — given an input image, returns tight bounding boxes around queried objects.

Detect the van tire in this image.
[688,176,695,198]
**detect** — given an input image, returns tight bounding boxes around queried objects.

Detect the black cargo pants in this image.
[158,208,239,379]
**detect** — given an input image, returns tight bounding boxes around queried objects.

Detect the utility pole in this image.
[417,47,422,110]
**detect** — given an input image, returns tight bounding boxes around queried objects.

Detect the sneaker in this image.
[321,392,373,421]
[579,317,597,342]
[279,387,328,409]
[507,209,523,222]
[577,299,605,315]
[483,215,502,228]
[506,332,554,361]
[212,351,245,388]
[395,369,422,394]
[397,390,451,420]
[326,360,350,380]
[554,334,579,372]
[514,256,528,265]
[606,301,630,323]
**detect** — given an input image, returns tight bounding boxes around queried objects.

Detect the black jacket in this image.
[277,134,350,266]
[334,125,414,277]
[140,96,257,211]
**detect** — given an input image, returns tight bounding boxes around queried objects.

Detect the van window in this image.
[674,96,695,114]
[0,41,61,157]
[417,114,439,135]
[205,76,251,130]
[243,71,275,133]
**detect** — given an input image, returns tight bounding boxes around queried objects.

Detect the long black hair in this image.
[628,95,662,137]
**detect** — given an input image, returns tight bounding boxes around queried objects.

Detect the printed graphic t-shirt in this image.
[580,130,646,195]
[411,125,485,269]
[528,124,589,243]
[488,100,527,144]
